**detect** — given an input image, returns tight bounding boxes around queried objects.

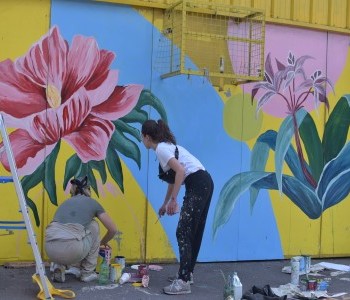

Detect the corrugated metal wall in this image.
[100,0,350,33]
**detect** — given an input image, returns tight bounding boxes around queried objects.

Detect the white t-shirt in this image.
[156,142,205,178]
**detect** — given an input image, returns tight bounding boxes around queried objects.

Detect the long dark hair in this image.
[142,119,176,144]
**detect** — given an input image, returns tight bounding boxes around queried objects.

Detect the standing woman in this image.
[142,119,214,295]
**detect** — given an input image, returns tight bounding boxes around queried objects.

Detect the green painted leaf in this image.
[249,137,271,211]
[255,130,307,182]
[212,171,271,239]
[213,171,322,238]
[255,173,322,218]
[113,119,141,142]
[106,145,124,193]
[120,109,148,124]
[63,154,83,190]
[110,129,141,169]
[136,89,168,123]
[21,166,44,226]
[25,196,40,226]
[317,142,350,210]
[323,95,350,163]
[21,164,44,195]
[250,129,311,211]
[299,112,324,181]
[89,160,107,184]
[43,142,60,206]
[85,166,98,197]
[275,109,307,192]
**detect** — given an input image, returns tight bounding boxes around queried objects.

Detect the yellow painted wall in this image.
[0,0,175,264]
[1,0,350,263]
[0,0,50,263]
[100,0,350,33]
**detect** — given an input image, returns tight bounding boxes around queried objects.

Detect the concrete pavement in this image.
[1,258,350,300]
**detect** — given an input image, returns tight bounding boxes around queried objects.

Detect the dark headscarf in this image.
[70,176,90,195]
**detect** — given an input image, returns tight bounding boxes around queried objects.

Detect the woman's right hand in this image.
[158,204,167,217]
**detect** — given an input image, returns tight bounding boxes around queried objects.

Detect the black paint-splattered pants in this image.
[176,170,214,282]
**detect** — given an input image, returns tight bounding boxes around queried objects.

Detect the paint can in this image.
[304,256,311,273]
[138,264,148,278]
[96,247,112,273]
[299,255,311,273]
[110,263,122,283]
[141,274,150,288]
[290,256,300,285]
[96,249,106,273]
[104,248,112,264]
[307,279,317,291]
[316,278,330,291]
[114,256,126,271]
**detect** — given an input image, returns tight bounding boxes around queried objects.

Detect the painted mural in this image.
[213,52,350,236]
[0,26,167,227]
[1,0,350,264]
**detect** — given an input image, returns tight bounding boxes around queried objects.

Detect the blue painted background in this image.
[51,0,283,261]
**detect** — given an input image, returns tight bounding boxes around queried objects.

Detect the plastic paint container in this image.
[114,256,126,271]
[110,263,122,283]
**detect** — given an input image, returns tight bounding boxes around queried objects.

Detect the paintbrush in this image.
[155,215,161,224]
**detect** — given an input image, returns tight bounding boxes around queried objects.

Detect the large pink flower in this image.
[0,26,143,175]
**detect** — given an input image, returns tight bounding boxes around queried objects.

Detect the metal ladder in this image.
[0,114,52,299]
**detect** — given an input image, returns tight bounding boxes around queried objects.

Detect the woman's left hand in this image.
[166,198,179,215]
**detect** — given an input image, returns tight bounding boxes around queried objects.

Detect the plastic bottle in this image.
[290,256,300,285]
[119,272,131,284]
[224,274,234,299]
[232,272,243,300]
[98,258,110,284]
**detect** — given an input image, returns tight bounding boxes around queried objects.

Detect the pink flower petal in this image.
[86,49,116,91]
[0,59,46,118]
[27,88,92,143]
[87,69,119,107]
[0,129,56,176]
[15,26,68,91]
[63,115,115,162]
[64,35,100,100]
[92,85,143,120]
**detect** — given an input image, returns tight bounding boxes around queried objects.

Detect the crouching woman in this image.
[45,176,118,283]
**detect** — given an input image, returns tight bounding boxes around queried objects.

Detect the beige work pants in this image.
[45,220,100,275]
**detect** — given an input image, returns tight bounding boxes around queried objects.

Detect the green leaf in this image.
[63,154,83,190]
[21,164,44,195]
[299,112,324,181]
[212,171,271,239]
[85,166,98,197]
[249,136,271,210]
[275,109,307,192]
[89,160,107,184]
[317,142,350,209]
[120,109,148,124]
[213,171,322,238]
[110,128,141,169]
[106,145,124,193]
[43,142,60,206]
[113,119,141,142]
[25,196,40,226]
[136,89,168,123]
[254,130,307,182]
[256,173,321,218]
[323,95,350,163]
[21,163,45,225]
